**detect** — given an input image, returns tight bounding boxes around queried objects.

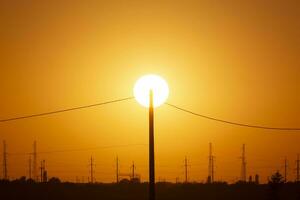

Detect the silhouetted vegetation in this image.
[268,171,285,200]
[1,174,300,200]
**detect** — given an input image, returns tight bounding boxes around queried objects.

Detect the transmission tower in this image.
[131,161,136,179]
[39,160,47,182]
[3,140,8,180]
[284,157,288,182]
[43,160,47,182]
[208,143,215,183]
[116,156,119,183]
[33,141,37,181]
[40,160,42,182]
[184,156,189,183]
[40,160,43,182]
[240,144,246,182]
[296,154,300,182]
[89,156,95,183]
[28,155,32,179]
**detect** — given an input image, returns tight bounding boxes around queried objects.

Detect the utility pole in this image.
[90,156,95,183]
[28,155,32,179]
[296,154,300,182]
[208,143,215,183]
[212,155,215,182]
[241,144,246,182]
[131,161,136,179]
[40,160,43,182]
[3,140,8,180]
[116,156,119,183]
[149,90,155,200]
[33,141,37,181]
[284,157,288,182]
[184,156,188,183]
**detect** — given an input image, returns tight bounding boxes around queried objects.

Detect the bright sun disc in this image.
[134,74,169,108]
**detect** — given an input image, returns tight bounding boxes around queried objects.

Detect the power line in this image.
[9,143,147,156]
[166,103,300,131]
[1,96,299,131]
[37,144,147,154]
[0,97,134,123]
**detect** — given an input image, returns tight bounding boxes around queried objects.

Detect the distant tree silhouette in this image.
[119,178,130,184]
[48,177,61,184]
[269,171,284,185]
[12,176,27,184]
[130,177,140,183]
[26,178,35,183]
[268,171,284,200]
[1,176,300,200]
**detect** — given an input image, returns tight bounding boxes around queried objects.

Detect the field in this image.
[1,180,300,200]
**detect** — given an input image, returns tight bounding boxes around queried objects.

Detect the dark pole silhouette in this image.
[90,156,94,183]
[40,160,43,182]
[33,141,37,181]
[131,161,135,179]
[241,144,246,182]
[116,156,119,183]
[284,157,287,182]
[296,154,300,182]
[28,155,32,179]
[208,143,214,183]
[184,156,188,183]
[149,90,155,200]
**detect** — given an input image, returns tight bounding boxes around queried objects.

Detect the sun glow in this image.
[134,74,169,108]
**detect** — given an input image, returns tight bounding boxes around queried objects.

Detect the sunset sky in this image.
[0,0,299,183]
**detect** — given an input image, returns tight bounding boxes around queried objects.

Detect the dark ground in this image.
[1,180,300,200]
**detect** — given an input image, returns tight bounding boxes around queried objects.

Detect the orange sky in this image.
[0,0,299,183]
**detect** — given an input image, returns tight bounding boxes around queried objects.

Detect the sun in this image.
[134,74,169,108]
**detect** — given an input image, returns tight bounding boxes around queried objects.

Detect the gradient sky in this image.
[0,0,299,183]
